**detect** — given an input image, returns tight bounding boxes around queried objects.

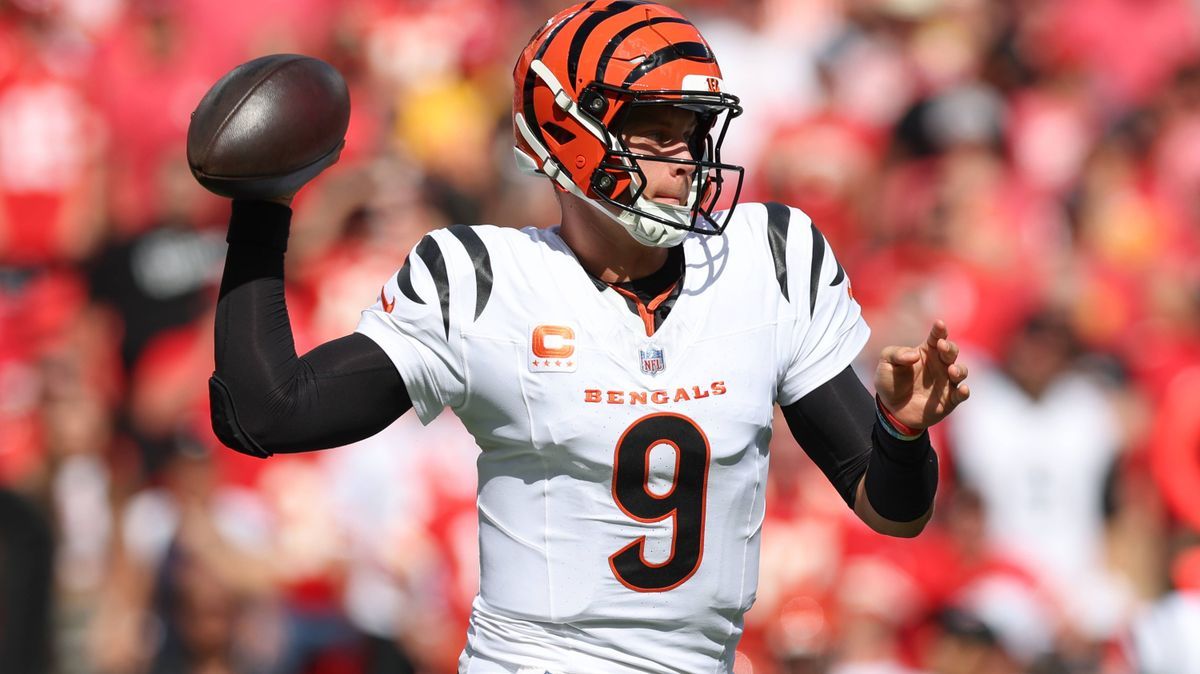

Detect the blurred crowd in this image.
[2,0,1200,672]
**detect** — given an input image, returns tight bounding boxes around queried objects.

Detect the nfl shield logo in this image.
[639,346,665,376]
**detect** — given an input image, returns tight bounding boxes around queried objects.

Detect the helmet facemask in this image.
[585,84,744,242]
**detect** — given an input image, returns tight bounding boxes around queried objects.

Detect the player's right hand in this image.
[874,319,970,432]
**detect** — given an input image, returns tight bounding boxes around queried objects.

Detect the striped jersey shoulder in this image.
[734,202,848,317]
[388,224,500,337]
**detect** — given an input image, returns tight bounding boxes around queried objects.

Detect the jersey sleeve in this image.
[355,227,488,424]
[768,203,871,406]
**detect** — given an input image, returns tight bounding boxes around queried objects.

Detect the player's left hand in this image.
[875,319,970,432]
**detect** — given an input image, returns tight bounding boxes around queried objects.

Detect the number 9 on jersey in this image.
[609,413,711,592]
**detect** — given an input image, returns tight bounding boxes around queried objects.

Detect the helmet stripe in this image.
[566,0,648,88]
[522,2,596,170]
[621,42,713,87]
[594,17,691,83]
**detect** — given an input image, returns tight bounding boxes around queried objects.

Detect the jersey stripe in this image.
[414,236,451,338]
[808,224,825,317]
[595,17,691,82]
[621,41,713,87]
[764,202,790,302]
[830,259,845,287]
[447,224,494,320]
[395,258,424,305]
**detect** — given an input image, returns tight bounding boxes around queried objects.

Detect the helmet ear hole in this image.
[543,122,577,146]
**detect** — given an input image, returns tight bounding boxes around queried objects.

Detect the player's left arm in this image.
[781,321,969,537]
[769,203,969,536]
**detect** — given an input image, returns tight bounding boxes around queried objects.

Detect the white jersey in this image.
[355,202,869,674]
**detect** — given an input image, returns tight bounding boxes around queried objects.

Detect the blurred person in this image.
[85,0,341,230]
[0,485,55,673]
[1149,366,1200,535]
[35,352,128,674]
[946,308,1133,647]
[1152,64,1200,227]
[921,608,1015,674]
[1006,71,1098,199]
[847,69,1068,361]
[812,18,917,133]
[124,317,377,673]
[826,555,927,674]
[1071,120,1188,298]
[355,0,516,228]
[751,113,883,259]
[684,0,831,163]
[0,265,97,484]
[945,575,1059,673]
[885,72,1071,283]
[207,3,971,673]
[1018,0,1200,110]
[395,76,501,226]
[324,412,481,673]
[93,435,286,674]
[0,6,108,263]
[1129,546,1200,674]
[88,151,227,372]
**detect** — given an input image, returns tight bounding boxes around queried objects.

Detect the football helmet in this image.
[513,0,744,247]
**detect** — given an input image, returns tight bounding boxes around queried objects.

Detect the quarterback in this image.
[208,2,970,672]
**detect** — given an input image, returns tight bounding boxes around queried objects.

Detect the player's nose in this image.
[666,147,694,176]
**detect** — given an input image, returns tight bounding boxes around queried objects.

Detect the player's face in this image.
[619,105,700,206]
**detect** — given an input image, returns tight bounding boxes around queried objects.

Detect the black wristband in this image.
[228,200,292,252]
[863,419,938,522]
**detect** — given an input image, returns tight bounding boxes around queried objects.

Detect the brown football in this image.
[187,54,349,200]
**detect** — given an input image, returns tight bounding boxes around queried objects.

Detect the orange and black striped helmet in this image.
[513,0,744,247]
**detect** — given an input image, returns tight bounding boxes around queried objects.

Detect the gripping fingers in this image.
[881,345,920,366]
[949,362,968,384]
[926,320,949,349]
[937,338,959,365]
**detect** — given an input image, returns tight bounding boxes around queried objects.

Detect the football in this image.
[187,53,350,200]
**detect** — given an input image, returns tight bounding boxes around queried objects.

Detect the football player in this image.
[208,2,970,672]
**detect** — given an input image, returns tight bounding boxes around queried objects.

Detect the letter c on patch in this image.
[532,325,575,358]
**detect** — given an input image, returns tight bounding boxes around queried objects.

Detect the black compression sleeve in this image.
[780,367,874,507]
[211,200,411,456]
[864,412,938,522]
[780,366,937,520]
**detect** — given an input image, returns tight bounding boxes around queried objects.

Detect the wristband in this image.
[876,395,924,441]
[228,200,292,252]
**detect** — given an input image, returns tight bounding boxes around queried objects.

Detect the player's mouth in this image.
[649,192,688,206]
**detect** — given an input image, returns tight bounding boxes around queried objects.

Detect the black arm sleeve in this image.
[210,200,412,457]
[780,366,937,521]
[780,367,875,506]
